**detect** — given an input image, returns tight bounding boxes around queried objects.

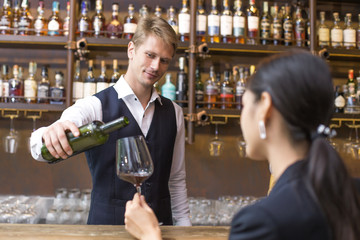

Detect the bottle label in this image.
[0,80,3,97]
[283,20,293,42]
[51,88,64,101]
[205,84,218,95]
[273,21,282,39]
[247,16,259,31]
[19,19,30,29]
[319,28,330,42]
[195,90,204,101]
[96,82,109,93]
[3,81,9,97]
[93,18,103,33]
[178,13,190,34]
[220,15,232,36]
[331,28,343,45]
[73,81,84,100]
[236,85,245,95]
[34,19,45,33]
[124,23,137,34]
[260,18,270,38]
[196,15,206,32]
[24,79,37,99]
[233,16,245,37]
[79,19,89,32]
[208,15,220,36]
[38,85,49,98]
[83,82,96,97]
[335,95,345,108]
[0,18,10,28]
[48,19,60,35]
[344,29,356,46]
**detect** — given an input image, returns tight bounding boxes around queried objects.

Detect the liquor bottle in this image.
[18,0,32,36]
[0,0,12,35]
[92,0,105,38]
[24,61,37,103]
[109,59,120,87]
[48,1,62,36]
[247,0,259,45]
[207,0,220,43]
[34,0,47,36]
[220,0,233,43]
[204,66,218,109]
[83,60,96,98]
[2,65,10,102]
[176,57,188,107]
[358,14,360,50]
[294,4,305,47]
[154,5,162,18]
[233,0,245,44]
[331,12,343,49]
[139,4,149,19]
[50,71,65,104]
[178,0,190,42]
[72,60,83,101]
[12,0,20,35]
[123,4,137,40]
[167,6,178,36]
[106,3,123,39]
[334,85,345,113]
[196,0,207,43]
[235,67,246,110]
[78,0,92,38]
[305,8,311,47]
[96,60,109,93]
[63,1,70,36]
[41,116,130,163]
[272,3,283,46]
[318,11,329,48]
[195,64,204,108]
[260,1,271,45]
[346,70,357,113]
[283,3,293,46]
[343,13,356,50]
[347,69,356,92]
[9,65,23,103]
[37,66,50,103]
[220,70,234,109]
[161,73,176,101]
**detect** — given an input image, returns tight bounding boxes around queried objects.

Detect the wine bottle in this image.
[41,116,130,163]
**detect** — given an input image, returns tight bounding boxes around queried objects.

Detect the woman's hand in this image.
[125,193,162,240]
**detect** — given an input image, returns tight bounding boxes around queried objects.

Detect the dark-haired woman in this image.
[124,51,360,240]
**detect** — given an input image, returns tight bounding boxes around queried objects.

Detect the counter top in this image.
[0,224,230,239]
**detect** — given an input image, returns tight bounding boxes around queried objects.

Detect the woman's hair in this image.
[248,50,360,240]
[131,16,178,57]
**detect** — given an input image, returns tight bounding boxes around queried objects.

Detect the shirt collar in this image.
[113,75,162,106]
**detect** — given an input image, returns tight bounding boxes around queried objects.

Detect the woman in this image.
[124,51,360,240]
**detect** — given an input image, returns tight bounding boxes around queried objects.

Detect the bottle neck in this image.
[99,116,129,134]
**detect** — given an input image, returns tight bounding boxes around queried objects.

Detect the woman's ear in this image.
[259,92,273,121]
[127,41,135,60]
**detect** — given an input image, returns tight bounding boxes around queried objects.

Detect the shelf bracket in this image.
[1,109,19,119]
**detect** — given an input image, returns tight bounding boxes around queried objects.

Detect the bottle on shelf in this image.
[139,4,149,19]
[334,85,345,113]
[92,0,105,38]
[123,4,137,40]
[176,57,188,107]
[72,60,83,102]
[9,64,23,103]
[272,3,282,46]
[343,13,356,50]
[109,59,120,87]
[196,0,207,43]
[50,71,65,104]
[83,60,96,98]
[0,0,13,35]
[167,6,179,36]
[161,73,176,101]
[246,0,259,45]
[260,1,271,45]
[294,4,305,47]
[37,65,50,104]
[357,14,360,50]
[12,0,20,35]
[220,70,234,109]
[283,3,293,46]
[154,5,162,18]
[207,0,220,43]
[235,67,246,110]
[63,0,70,36]
[195,64,204,108]
[220,0,233,44]
[331,12,343,49]
[345,70,357,113]
[24,61,37,103]
[233,0,245,44]
[318,11,329,48]
[18,0,33,36]
[48,1,62,36]
[96,60,109,93]
[106,3,123,39]
[2,64,10,102]
[78,0,92,38]
[41,116,130,163]
[34,0,47,36]
[204,65,218,109]
[178,0,190,42]
[356,73,360,103]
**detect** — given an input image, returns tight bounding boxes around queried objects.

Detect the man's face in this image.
[128,34,174,89]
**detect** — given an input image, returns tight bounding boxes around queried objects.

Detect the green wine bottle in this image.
[41,116,129,163]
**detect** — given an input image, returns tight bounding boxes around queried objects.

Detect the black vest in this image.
[86,87,177,225]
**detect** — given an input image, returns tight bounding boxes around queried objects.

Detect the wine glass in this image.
[3,116,19,154]
[208,124,224,157]
[116,135,154,195]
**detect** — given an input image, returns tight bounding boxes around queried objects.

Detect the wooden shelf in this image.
[0,102,66,112]
[0,35,67,49]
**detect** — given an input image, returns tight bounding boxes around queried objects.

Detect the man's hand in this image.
[42,120,80,159]
[125,193,162,240]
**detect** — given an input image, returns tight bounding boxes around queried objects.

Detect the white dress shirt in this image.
[30,75,191,226]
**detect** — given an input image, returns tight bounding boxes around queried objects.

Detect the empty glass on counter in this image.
[3,116,19,154]
[208,124,224,156]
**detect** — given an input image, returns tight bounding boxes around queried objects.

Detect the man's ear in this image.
[127,41,135,60]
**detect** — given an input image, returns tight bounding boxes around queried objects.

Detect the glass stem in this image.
[136,184,141,195]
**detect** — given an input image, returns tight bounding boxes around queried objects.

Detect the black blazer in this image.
[229,160,332,240]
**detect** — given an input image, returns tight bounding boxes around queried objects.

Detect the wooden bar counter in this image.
[0,224,230,240]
